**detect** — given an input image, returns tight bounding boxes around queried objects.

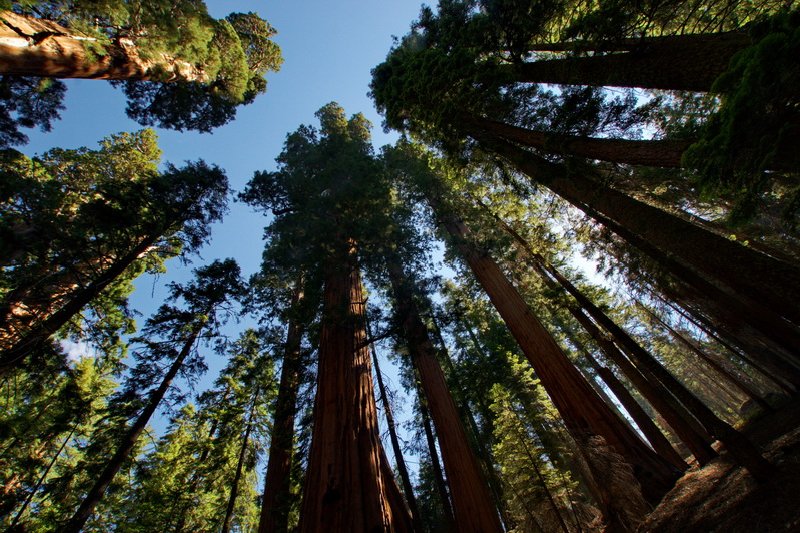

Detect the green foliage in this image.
[0,76,66,148]
[8,1,282,133]
[684,9,800,223]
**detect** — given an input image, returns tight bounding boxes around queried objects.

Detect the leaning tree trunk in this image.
[0,232,160,374]
[387,259,503,533]
[464,115,691,167]
[419,398,457,531]
[0,11,207,82]
[471,134,800,360]
[503,30,750,91]
[62,323,204,533]
[369,320,425,533]
[433,205,679,510]
[259,281,306,533]
[298,239,412,533]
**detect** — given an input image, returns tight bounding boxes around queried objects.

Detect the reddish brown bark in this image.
[259,282,305,533]
[0,11,207,82]
[472,134,800,358]
[420,399,456,531]
[435,209,679,506]
[465,115,691,167]
[387,259,502,533]
[298,240,412,533]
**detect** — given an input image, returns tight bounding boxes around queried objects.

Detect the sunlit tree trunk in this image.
[369,320,424,533]
[298,239,412,533]
[0,11,207,82]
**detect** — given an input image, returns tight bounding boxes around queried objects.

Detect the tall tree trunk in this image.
[472,197,714,464]
[368,320,424,533]
[639,303,772,412]
[221,389,260,533]
[298,239,412,533]
[579,343,686,470]
[259,281,305,533]
[0,233,159,374]
[387,259,502,532]
[541,258,772,479]
[419,399,456,531]
[471,134,800,360]
[464,115,691,167]
[0,11,208,82]
[433,207,679,509]
[504,30,750,91]
[62,324,204,533]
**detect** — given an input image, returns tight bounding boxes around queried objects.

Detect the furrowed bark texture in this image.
[259,282,305,533]
[387,259,503,533]
[436,210,679,506]
[0,11,206,82]
[298,240,412,533]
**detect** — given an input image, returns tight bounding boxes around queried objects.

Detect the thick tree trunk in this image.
[0,233,159,374]
[505,30,750,91]
[472,134,800,358]
[465,115,691,167]
[544,260,773,479]
[581,346,686,470]
[435,208,679,507]
[259,282,305,533]
[0,11,207,82]
[298,239,412,533]
[63,326,203,533]
[369,321,424,533]
[420,399,456,531]
[387,259,502,533]
[473,197,714,464]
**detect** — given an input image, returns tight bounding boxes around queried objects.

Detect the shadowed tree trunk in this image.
[464,115,691,167]
[432,204,679,512]
[387,258,503,532]
[419,398,456,531]
[298,239,412,533]
[0,233,160,374]
[470,134,800,361]
[368,319,424,533]
[503,31,750,91]
[259,281,306,533]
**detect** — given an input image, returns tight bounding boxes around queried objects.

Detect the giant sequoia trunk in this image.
[63,324,204,533]
[434,207,679,511]
[472,134,800,360]
[259,282,306,533]
[464,115,691,167]
[504,31,750,91]
[369,324,425,533]
[420,399,457,531]
[387,259,503,533]
[0,232,160,374]
[0,11,207,82]
[298,240,412,533]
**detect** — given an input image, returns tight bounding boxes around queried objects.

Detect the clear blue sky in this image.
[20,1,427,435]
